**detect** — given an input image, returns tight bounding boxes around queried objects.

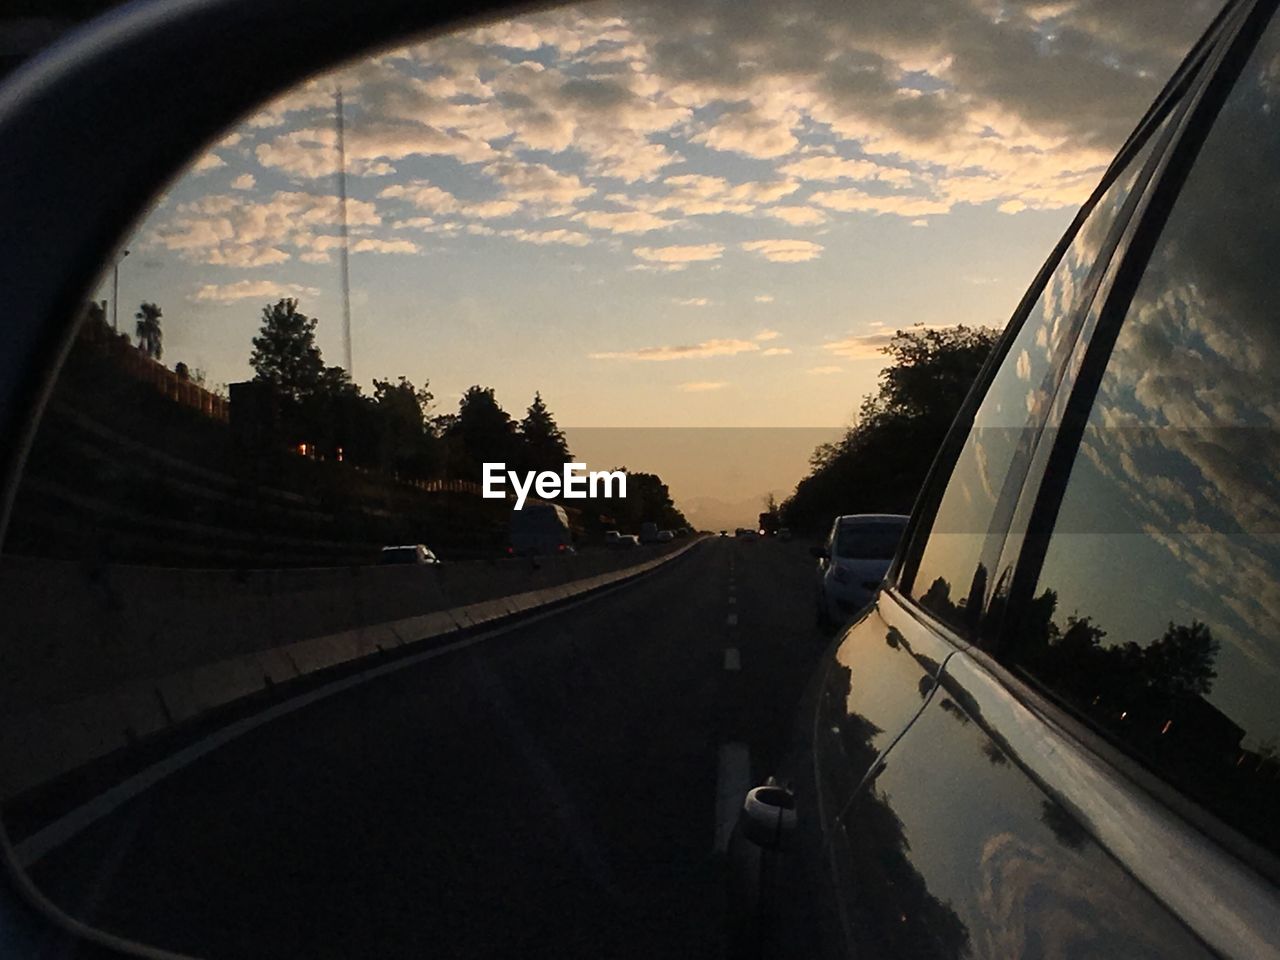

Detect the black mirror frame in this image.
[0,0,551,954]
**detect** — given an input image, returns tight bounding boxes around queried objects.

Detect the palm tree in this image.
[135,302,163,360]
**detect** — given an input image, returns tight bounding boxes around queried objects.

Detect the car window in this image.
[835,521,905,561]
[905,119,1170,638]
[1017,11,1280,857]
[378,548,418,564]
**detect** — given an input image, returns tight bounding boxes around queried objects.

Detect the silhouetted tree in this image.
[517,391,572,475]
[249,298,325,404]
[781,324,998,530]
[592,467,688,531]
[134,302,163,360]
[444,385,518,476]
[1144,620,1219,698]
[372,376,437,478]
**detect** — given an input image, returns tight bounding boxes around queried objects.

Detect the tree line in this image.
[246,298,688,530]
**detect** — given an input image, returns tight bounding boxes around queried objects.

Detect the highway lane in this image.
[22,536,829,959]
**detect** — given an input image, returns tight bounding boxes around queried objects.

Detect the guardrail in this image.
[0,538,707,800]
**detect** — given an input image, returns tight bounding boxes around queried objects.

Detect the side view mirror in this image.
[810,545,829,560]
[738,780,797,850]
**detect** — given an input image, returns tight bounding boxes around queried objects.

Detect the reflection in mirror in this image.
[0,0,1217,955]
[1023,16,1280,859]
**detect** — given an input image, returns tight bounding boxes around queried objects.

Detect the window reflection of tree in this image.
[1015,583,1280,851]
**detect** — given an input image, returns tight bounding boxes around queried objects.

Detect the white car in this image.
[814,514,908,626]
[657,529,674,543]
[378,544,440,565]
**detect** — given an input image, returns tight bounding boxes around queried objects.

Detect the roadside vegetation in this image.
[782,325,999,532]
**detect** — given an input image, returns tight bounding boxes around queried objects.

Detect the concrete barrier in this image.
[0,539,705,800]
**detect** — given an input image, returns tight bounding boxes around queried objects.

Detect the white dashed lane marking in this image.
[723,647,741,671]
[727,612,738,626]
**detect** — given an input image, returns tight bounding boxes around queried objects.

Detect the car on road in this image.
[777,528,792,542]
[811,514,907,626]
[656,529,674,543]
[731,4,1280,958]
[606,532,641,548]
[377,544,440,565]
[639,521,660,544]
[508,503,574,557]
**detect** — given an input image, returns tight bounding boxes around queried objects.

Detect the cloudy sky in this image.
[98,0,1218,520]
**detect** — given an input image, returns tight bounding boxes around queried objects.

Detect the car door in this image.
[815,2,1280,958]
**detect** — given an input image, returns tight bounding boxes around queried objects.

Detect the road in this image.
[22,537,828,959]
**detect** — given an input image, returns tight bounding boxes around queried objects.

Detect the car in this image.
[730,4,1280,958]
[811,514,907,626]
[777,527,792,542]
[606,532,640,549]
[656,529,674,543]
[508,503,574,557]
[719,530,728,537]
[2,1,1278,958]
[377,544,440,565]
[735,528,759,542]
[638,521,660,544]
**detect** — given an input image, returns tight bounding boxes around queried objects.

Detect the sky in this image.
[96,0,1218,527]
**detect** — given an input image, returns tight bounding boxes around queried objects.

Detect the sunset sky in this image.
[96,0,1217,525]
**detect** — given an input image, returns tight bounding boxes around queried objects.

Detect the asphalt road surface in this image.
[22,537,830,959]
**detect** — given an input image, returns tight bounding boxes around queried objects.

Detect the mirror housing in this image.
[738,781,797,850]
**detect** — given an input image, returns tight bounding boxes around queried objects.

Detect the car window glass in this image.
[1022,13,1280,857]
[836,521,904,560]
[907,127,1165,637]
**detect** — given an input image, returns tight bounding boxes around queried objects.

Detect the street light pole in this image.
[112,248,129,332]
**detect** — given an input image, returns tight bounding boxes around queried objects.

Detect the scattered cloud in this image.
[674,297,711,306]
[741,239,824,263]
[590,337,759,361]
[190,279,320,304]
[762,347,793,356]
[573,208,675,234]
[810,188,952,218]
[766,206,828,226]
[152,190,382,267]
[808,365,844,375]
[678,381,728,392]
[192,153,226,174]
[754,294,775,303]
[230,174,256,191]
[754,329,781,341]
[633,243,724,264]
[500,228,592,246]
[352,238,420,254]
[822,333,896,359]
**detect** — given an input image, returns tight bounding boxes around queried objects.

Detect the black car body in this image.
[733,1,1280,956]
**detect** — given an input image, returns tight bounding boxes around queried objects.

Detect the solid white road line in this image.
[727,596,737,605]
[723,648,741,672]
[727,612,738,626]
[714,742,751,854]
